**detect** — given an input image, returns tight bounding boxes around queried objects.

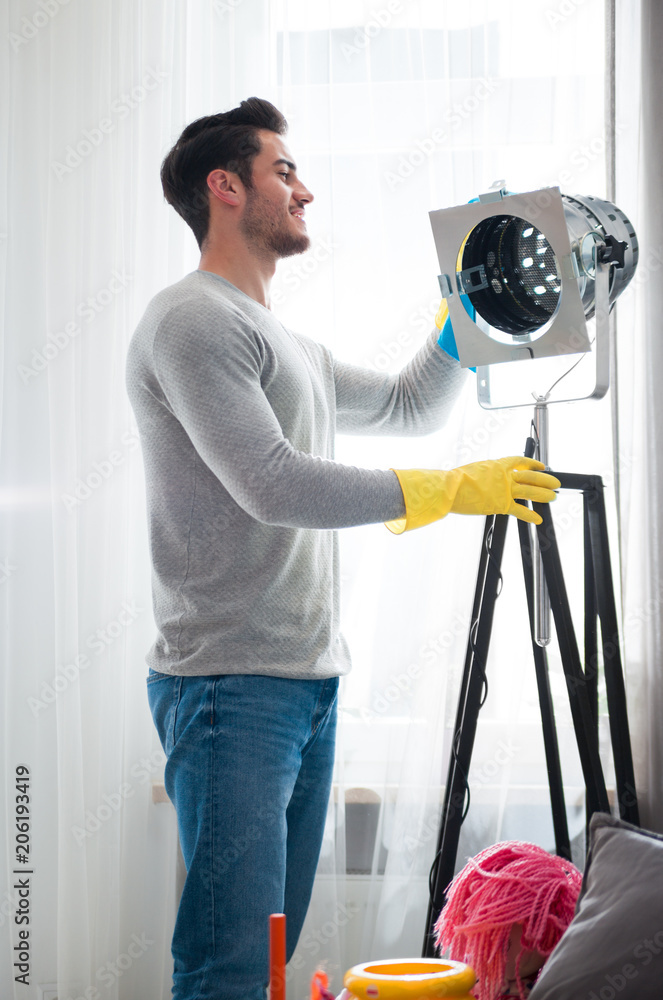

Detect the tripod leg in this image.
[422,514,508,957]
[517,517,572,860]
[534,502,611,818]
[584,495,599,729]
[583,493,599,834]
[585,484,640,824]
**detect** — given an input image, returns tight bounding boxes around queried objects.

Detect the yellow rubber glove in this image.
[385,457,560,534]
[434,299,449,331]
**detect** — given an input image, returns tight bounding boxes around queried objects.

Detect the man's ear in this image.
[207,169,241,207]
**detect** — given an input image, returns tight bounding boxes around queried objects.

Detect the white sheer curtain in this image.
[1,1,273,996]
[0,1,626,998]
[613,0,663,837]
[277,2,615,993]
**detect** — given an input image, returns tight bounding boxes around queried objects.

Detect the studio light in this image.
[429,186,638,377]
[422,191,642,959]
[429,185,639,650]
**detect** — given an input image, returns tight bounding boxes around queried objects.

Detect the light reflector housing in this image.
[429,187,638,371]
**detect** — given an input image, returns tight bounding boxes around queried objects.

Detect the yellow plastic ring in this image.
[344,958,476,998]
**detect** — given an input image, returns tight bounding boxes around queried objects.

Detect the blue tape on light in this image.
[437,293,477,372]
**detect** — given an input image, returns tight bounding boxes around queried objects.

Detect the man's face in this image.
[239,130,314,260]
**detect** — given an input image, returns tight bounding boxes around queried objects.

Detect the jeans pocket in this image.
[146,668,170,686]
[147,672,183,758]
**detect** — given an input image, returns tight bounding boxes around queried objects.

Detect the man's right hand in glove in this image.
[385,457,560,534]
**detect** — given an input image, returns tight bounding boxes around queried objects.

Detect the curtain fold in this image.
[614,0,663,836]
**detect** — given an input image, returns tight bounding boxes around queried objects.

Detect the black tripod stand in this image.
[422,439,639,957]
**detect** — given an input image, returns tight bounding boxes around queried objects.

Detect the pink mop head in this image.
[434,841,582,1000]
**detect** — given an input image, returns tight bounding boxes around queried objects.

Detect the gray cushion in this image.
[529,812,663,1000]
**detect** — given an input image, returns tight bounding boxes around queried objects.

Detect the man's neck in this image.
[198,243,276,309]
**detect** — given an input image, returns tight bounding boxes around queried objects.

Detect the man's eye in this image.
[278,171,289,180]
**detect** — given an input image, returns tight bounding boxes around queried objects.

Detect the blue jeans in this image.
[146,670,338,1000]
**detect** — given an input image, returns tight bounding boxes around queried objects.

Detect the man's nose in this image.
[294,181,314,206]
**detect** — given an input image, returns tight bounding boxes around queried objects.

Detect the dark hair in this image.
[160,97,288,250]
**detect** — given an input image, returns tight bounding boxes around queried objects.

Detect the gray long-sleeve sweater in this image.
[126,269,466,678]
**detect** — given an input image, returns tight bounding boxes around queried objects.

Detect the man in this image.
[126,97,558,1000]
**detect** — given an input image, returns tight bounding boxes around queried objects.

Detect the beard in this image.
[239,186,310,260]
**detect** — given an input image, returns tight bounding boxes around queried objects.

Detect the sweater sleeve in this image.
[333,328,467,436]
[151,300,406,530]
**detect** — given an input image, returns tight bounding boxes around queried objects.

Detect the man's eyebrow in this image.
[272,157,297,171]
